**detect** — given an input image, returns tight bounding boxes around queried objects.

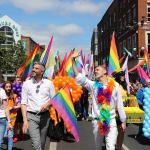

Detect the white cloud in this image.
[21,23,86,56]
[47,24,84,37]
[9,0,103,15]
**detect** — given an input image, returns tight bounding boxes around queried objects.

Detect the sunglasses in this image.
[36,85,41,93]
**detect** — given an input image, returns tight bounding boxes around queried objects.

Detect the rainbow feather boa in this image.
[94,78,115,136]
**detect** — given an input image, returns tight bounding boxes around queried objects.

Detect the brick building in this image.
[91,0,150,68]
[21,35,44,55]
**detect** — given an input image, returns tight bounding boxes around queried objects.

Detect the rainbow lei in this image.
[94,78,115,136]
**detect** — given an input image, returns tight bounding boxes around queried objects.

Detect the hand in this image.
[71,49,82,59]
[22,121,29,134]
[121,122,126,132]
[40,102,49,112]
[7,122,13,130]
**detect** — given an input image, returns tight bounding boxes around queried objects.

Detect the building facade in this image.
[91,27,99,66]
[91,0,150,68]
[0,15,43,80]
[0,15,21,49]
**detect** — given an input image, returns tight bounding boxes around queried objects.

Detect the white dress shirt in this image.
[21,78,55,113]
[76,73,126,123]
[0,88,8,118]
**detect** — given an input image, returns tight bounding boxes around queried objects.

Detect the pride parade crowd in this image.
[0,34,150,150]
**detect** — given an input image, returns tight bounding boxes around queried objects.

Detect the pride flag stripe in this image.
[50,85,79,142]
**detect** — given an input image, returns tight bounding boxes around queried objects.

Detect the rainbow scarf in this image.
[94,78,115,136]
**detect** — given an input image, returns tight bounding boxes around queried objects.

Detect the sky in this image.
[0,0,112,55]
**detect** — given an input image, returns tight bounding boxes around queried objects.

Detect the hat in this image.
[112,68,125,78]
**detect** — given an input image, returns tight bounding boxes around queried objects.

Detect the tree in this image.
[0,32,6,44]
[0,40,27,74]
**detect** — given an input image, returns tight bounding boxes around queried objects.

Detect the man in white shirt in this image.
[71,50,126,150]
[21,62,55,150]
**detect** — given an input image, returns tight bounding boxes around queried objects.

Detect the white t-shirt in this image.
[0,88,8,118]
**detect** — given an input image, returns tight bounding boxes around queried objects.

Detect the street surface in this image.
[5,121,150,150]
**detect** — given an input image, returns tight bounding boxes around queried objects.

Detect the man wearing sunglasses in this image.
[21,62,55,150]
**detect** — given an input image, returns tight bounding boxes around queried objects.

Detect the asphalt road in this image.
[3,121,150,150]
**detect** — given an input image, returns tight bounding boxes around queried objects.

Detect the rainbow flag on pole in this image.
[40,36,53,65]
[144,49,150,76]
[108,32,120,75]
[40,36,56,79]
[17,45,40,79]
[50,85,79,142]
[137,65,150,85]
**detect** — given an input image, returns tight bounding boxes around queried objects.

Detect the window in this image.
[128,10,131,25]
[147,3,150,22]
[124,17,127,27]
[127,37,131,51]
[109,16,111,27]
[132,34,137,49]
[133,7,136,19]
[119,42,123,56]
[147,33,150,53]
[123,40,126,49]
[114,12,116,22]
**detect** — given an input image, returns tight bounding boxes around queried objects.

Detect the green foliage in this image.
[0,40,27,74]
[0,32,6,44]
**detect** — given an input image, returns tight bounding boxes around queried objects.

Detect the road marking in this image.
[49,142,57,150]
[122,144,130,150]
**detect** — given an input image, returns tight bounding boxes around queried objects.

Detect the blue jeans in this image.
[0,118,7,150]
[7,128,14,150]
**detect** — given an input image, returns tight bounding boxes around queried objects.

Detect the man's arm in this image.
[3,99,12,129]
[21,83,29,133]
[71,49,82,77]
[21,104,28,133]
[116,84,126,132]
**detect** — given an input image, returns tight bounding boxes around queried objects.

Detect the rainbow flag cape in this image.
[108,32,120,75]
[50,85,79,142]
[137,65,150,85]
[17,45,40,79]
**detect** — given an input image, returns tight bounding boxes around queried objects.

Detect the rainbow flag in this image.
[137,65,150,85]
[17,45,40,79]
[144,49,150,76]
[50,85,79,142]
[40,36,56,79]
[76,50,85,72]
[108,32,120,75]
[58,52,68,76]
[65,50,75,77]
[40,36,53,65]
[59,50,74,77]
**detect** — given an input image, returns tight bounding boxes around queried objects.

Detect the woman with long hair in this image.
[3,81,20,150]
